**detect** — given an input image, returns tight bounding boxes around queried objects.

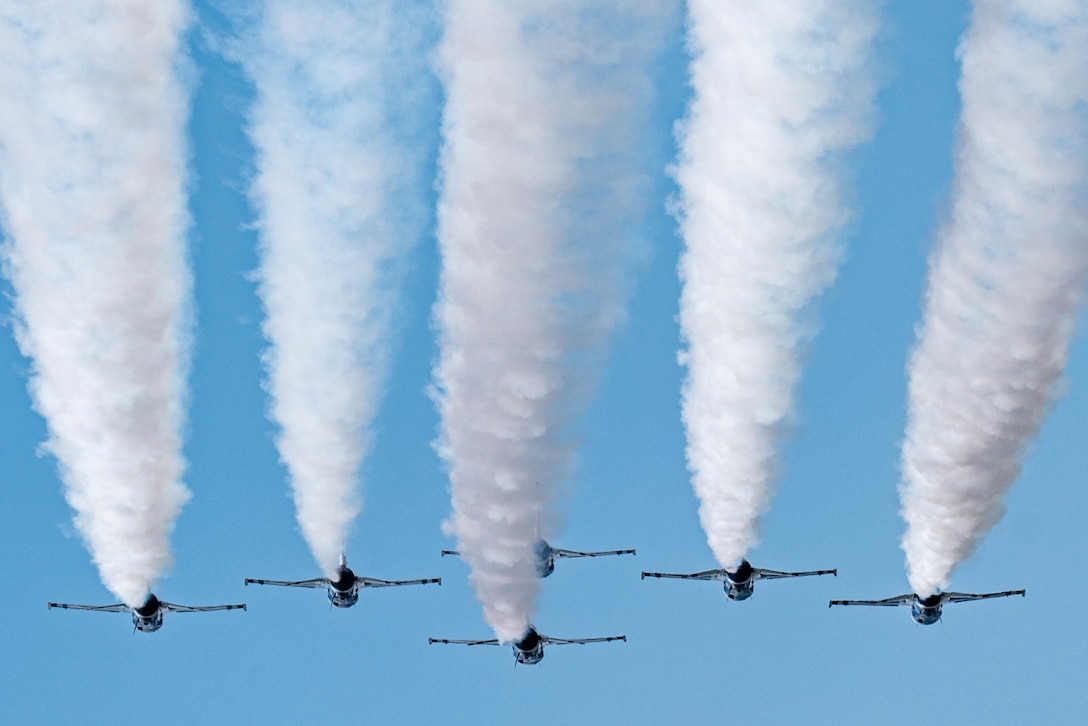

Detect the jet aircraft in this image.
[829,589,1025,624]
[428,625,625,665]
[47,593,245,633]
[442,539,635,578]
[245,554,440,608]
[641,558,836,600]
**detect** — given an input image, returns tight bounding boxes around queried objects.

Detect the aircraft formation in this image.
[48,537,1025,663]
[8,0,1060,671]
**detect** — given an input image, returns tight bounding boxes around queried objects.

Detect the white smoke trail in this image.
[901,1,1088,597]
[234,0,435,577]
[673,1,877,569]
[0,1,193,606]
[433,0,676,641]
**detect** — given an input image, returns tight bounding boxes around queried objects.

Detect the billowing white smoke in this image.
[236,0,435,578]
[433,0,676,642]
[0,2,193,606]
[901,1,1088,597]
[673,1,877,569]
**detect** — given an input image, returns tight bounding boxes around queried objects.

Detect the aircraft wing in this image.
[551,548,635,559]
[943,589,1025,604]
[358,577,442,588]
[828,594,914,607]
[641,569,725,581]
[542,635,627,645]
[428,638,500,646]
[756,567,837,580]
[160,602,247,613]
[47,602,128,613]
[244,577,327,588]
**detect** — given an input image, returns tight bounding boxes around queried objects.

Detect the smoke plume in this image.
[235,0,435,577]
[673,1,877,569]
[0,1,194,606]
[432,0,676,641]
[901,1,1088,597]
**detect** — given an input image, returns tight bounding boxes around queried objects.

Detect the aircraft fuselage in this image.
[133,595,165,632]
[724,560,755,601]
[513,627,545,664]
[327,567,360,608]
[534,540,556,578]
[911,594,942,625]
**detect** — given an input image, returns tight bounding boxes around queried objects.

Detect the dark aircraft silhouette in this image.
[442,539,635,578]
[641,558,836,600]
[829,589,1025,624]
[245,554,440,608]
[47,593,245,633]
[428,625,625,665]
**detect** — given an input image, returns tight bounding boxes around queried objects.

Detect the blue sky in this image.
[3,1,1087,724]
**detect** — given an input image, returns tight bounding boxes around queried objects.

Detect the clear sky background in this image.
[2,1,1086,724]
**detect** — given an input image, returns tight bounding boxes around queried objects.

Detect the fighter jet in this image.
[829,589,1025,624]
[442,539,635,578]
[245,554,440,608]
[641,558,836,600]
[47,593,245,633]
[428,625,625,665]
